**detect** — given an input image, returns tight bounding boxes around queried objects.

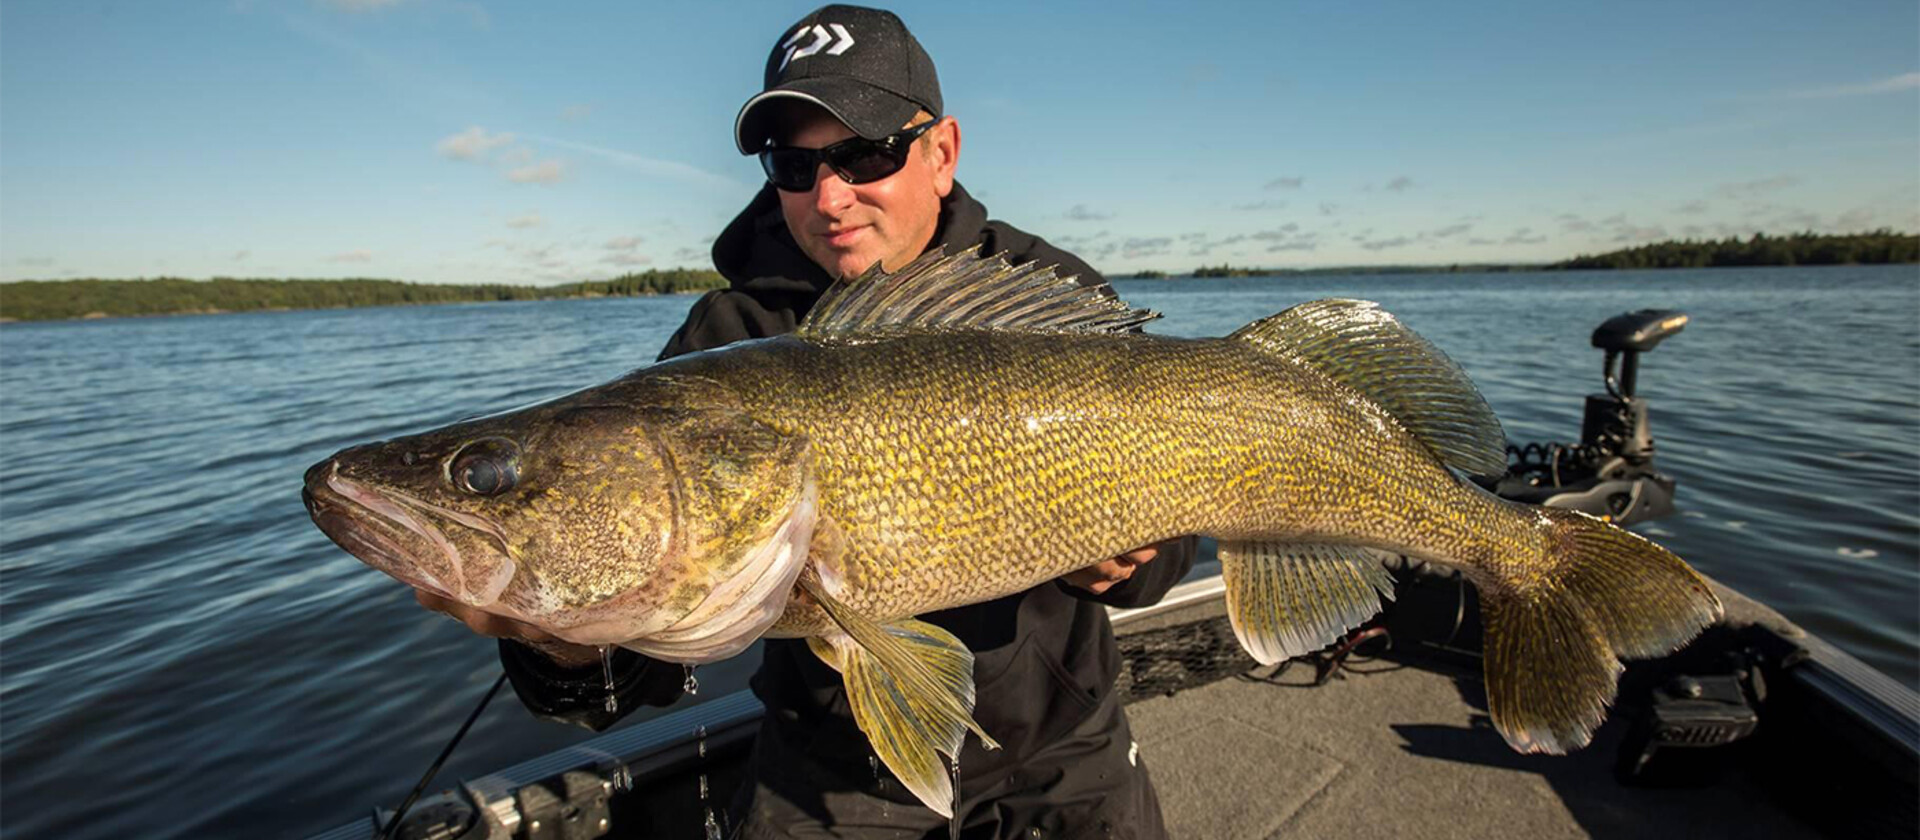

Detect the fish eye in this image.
[448,438,520,497]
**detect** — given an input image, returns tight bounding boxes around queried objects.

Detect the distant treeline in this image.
[1160,231,1918,277]
[1186,262,1539,277]
[1550,230,1918,270]
[0,268,728,322]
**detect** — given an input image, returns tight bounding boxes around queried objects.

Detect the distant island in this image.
[0,268,726,323]
[1551,229,1917,270]
[1168,230,1917,278]
[1187,262,1541,277]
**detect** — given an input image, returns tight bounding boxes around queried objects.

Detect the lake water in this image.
[2,265,1915,838]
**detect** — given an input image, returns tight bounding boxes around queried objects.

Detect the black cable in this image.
[379,672,509,840]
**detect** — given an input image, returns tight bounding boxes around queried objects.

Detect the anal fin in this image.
[1219,540,1396,665]
[801,578,998,818]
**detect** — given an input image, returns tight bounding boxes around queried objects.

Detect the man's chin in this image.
[825,253,884,281]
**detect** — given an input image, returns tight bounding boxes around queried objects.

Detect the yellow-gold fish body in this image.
[303,247,1723,817]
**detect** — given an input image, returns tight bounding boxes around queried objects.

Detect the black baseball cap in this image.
[733,5,943,155]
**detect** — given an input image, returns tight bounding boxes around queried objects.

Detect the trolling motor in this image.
[1488,309,1690,525]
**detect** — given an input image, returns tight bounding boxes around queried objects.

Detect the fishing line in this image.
[378,671,509,840]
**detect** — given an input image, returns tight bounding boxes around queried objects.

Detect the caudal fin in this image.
[1482,507,1723,753]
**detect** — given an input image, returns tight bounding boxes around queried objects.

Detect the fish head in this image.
[303,374,814,657]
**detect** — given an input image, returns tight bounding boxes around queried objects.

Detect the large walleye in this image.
[303,247,1721,815]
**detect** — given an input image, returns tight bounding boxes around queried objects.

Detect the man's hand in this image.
[1062,544,1161,595]
[415,590,602,669]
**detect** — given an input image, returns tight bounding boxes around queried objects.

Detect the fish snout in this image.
[302,458,334,501]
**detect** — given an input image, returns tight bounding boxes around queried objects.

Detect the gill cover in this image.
[556,376,816,659]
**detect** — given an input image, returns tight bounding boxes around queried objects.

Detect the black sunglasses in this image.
[759,121,936,192]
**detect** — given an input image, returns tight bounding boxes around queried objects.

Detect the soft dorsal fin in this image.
[1231,299,1509,477]
[795,245,1158,339]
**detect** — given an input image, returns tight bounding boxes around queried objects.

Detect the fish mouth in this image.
[302,460,517,607]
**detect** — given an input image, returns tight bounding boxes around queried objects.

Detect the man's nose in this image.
[812,164,855,215]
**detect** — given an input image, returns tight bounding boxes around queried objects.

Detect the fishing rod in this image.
[378,672,509,840]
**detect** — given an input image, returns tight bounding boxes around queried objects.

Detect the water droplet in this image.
[947,756,962,840]
[600,646,618,713]
[611,764,633,791]
[683,664,700,695]
[1838,547,1879,559]
[696,724,708,759]
[703,807,723,840]
[699,773,709,800]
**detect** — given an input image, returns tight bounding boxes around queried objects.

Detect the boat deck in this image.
[1130,651,1816,839]
[313,565,1914,840]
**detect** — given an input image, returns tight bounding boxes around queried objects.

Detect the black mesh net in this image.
[1113,614,1258,705]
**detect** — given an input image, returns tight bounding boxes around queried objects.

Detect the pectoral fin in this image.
[1219,540,1396,665]
[801,578,997,818]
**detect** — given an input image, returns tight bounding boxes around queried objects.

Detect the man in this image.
[422,6,1194,838]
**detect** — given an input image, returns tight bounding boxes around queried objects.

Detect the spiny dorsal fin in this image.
[795,245,1158,339]
[1231,299,1508,477]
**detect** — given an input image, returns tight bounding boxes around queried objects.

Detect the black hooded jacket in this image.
[500,181,1194,784]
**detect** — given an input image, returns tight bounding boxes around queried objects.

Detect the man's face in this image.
[774,106,958,280]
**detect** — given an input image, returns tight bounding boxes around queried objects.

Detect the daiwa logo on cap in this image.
[779,22,855,71]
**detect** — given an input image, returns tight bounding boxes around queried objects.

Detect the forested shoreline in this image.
[1172,231,1917,277]
[1553,230,1917,269]
[0,268,727,322]
[6,231,1913,322]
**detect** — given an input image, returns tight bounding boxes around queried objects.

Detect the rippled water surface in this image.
[2,266,1915,838]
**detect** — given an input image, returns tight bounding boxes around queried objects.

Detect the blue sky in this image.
[3,0,1915,283]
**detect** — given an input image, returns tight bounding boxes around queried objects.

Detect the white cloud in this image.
[507,160,567,184]
[1384,176,1415,193]
[1264,176,1305,191]
[1558,213,1594,233]
[601,252,652,267]
[523,134,744,189]
[437,126,516,161]
[603,235,643,251]
[1779,72,1920,99]
[1716,176,1800,200]
[1608,225,1667,244]
[506,213,544,229]
[1122,237,1173,258]
[1064,204,1113,221]
[327,249,374,263]
[561,104,593,121]
[1357,235,1414,251]
[1837,208,1875,230]
[232,250,251,261]
[323,0,404,11]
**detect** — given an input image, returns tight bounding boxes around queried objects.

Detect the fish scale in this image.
[643,329,1466,634]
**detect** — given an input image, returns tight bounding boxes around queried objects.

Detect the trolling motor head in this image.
[1491,308,1690,525]
[1587,310,1689,466]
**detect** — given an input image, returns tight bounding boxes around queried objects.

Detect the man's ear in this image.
[927,116,959,198]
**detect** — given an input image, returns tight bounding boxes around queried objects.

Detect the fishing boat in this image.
[307,310,1919,840]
